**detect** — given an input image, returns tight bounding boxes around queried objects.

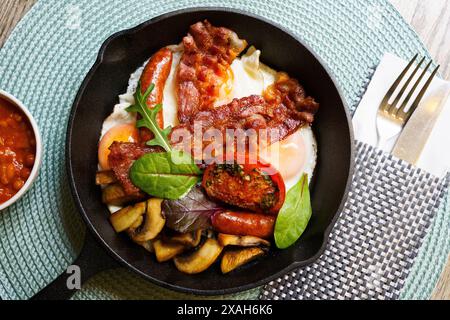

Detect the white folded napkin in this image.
[353,53,450,178]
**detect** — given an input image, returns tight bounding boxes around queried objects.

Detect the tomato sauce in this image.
[0,97,36,204]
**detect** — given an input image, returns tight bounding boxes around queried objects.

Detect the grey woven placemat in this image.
[261,141,450,300]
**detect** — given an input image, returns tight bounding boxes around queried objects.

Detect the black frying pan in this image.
[32,7,354,300]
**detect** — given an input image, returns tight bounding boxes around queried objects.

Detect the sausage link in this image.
[139,47,173,141]
[211,211,275,239]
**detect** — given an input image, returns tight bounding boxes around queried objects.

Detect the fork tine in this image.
[398,64,440,123]
[380,54,418,112]
[387,56,425,114]
[396,60,433,119]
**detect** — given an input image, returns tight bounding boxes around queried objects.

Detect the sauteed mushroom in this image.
[221,247,265,274]
[218,234,271,247]
[139,240,155,253]
[109,201,146,232]
[102,184,144,206]
[130,199,166,242]
[126,216,155,253]
[167,230,203,248]
[95,171,117,185]
[174,239,223,274]
[154,240,185,262]
[128,215,144,231]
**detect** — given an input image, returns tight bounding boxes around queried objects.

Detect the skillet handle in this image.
[31,232,119,300]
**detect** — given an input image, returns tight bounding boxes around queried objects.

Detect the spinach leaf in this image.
[274,174,312,249]
[126,82,201,200]
[130,150,202,200]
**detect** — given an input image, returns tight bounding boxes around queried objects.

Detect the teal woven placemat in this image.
[0,0,448,300]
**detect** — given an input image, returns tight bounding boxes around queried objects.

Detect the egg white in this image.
[278,127,317,191]
[101,45,317,194]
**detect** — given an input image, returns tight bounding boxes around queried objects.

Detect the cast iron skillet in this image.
[32,8,354,300]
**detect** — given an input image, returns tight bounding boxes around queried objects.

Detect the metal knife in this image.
[392,86,450,165]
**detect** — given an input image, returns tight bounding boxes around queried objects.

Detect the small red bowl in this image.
[0,90,43,211]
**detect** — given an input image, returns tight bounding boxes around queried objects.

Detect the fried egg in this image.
[101,45,317,193]
[259,127,317,191]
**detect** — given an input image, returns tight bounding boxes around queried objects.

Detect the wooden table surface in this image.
[1,0,449,300]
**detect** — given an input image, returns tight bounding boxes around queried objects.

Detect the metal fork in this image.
[376,54,440,148]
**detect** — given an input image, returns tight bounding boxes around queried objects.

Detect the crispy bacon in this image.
[263,72,319,124]
[177,20,248,123]
[108,142,162,195]
[170,73,319,159]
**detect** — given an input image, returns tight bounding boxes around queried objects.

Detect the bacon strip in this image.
[170,74,319,159]
[177,20,248,123]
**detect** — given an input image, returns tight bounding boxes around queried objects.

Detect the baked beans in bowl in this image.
[0,90,42,211]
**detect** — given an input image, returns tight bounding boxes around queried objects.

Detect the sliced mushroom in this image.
[102,184,144,206]
[174,238,223,274]
[125,216,154,252]
[205,230,215,239]
[167,230,202,248]
[129,199,166,243]
[96,171,117,185]
[218,234,271,248]
[109,202,146,233]
[128,215,144,230]
[139,240,155,253]
[221,247,265,274]
[153,239,185,262]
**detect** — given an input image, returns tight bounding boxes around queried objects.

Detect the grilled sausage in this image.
[139,47,173,141]
[211,211,276,239]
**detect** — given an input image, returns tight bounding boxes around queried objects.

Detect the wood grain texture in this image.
[432,258,450,300]
[0,0,35,48]
[391,0,450,80]
[390,0,450,300]
[0,0,449,300]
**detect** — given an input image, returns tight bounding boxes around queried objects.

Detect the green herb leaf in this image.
[274,174,312,249]
[126,82,172,152]
[130,150,202,200]
[126,82,200,199]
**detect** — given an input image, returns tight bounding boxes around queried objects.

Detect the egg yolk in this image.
[98,124,139,170]
[215,68,235,107]
[259,130,306,183]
